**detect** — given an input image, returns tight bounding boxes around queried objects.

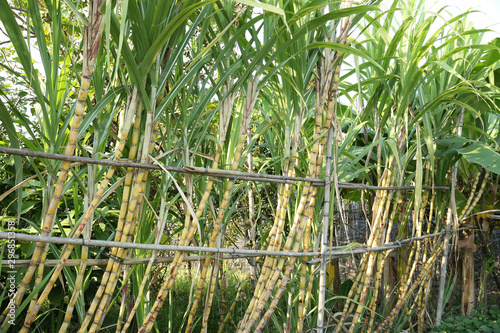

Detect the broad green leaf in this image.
[457,143,500,174]
[237,0,284,15]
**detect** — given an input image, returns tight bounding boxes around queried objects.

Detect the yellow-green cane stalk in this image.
[459,171,489,221]
[118,180,170,333]
[139,81,237,333]
[240,71,328,330]
[87,117,157,332]
[298,214,314,331]
[0,6,105,328]
[185,80,259,333]
[19,89,138,332]
[74,113,143,332]
[116,266,129,332]
[374,242,444,333]
[58,111,143,333]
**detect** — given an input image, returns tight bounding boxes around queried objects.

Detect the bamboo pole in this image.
[1,229,469,259]
[317,127,333,333]
[1,254,264,267]
[436,107,464,326]
[0,147,321,186]
[0,147,451,190]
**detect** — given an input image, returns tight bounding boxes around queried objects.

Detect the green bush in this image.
[432,305,500,333]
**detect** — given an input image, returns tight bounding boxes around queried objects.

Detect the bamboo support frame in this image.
[0,147,450,190]
[1,230,463,260]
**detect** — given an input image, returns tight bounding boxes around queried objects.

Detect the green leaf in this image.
[457,143,500,174]
[237,0,284,15]
[307,42,384,71]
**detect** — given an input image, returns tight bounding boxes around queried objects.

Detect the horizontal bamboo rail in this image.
[0,147,450,190]
[0,147,321,186]
[1,254,254,267]
[2,229,471,265]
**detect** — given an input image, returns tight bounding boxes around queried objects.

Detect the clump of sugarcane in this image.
[58,108,144,333]
[417,183,437,333]
[19,91,138,332]
[345,174,396,332]
[396,190,428,320]
[91,173,151,331]
[137,82,236,333]
[238,111,320,331]
[73,109,143,332]
[238,111,304,328]
[240,5,356,331]
[240,58,335,333]
[378,195,431,333]
[333,155,400,332]
[86,114,157,333]
[236,128,299,330]
[374,241,444,333]
[185,79,259,333]
[0,2,105,328]
[117,180,170,333]
[459,169,489,221]
[334,118,409,333]
[364,193,404,332]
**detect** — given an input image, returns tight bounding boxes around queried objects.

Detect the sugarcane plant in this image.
[0,0,499,332]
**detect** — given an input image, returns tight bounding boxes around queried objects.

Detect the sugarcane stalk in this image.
[0,3,105,328]
[184,79,259,333]
[298,215,314,332]
[75,112,142,332]
[375,242,444,333]
[57,159,97,333]
[138,80,237,333]
[19,89,137,332]
[87,115,156,333]
[116,264,130,332]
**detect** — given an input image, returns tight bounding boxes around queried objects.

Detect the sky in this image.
[400,0,499,42]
